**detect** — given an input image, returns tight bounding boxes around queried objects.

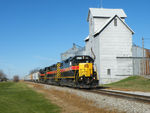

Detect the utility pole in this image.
[142,37,145,75]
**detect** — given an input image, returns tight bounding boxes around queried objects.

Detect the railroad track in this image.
[83,89,150,104]
[26,82,150,104]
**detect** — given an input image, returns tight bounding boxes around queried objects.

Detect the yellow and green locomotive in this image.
[39,55,99,88]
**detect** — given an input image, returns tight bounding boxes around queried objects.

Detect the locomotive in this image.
[39,55,99,88]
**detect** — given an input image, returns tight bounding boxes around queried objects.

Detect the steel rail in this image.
[82,89,150,104]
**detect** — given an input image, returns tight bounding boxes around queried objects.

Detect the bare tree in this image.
[13,75,19,82]
[0,70,7,81]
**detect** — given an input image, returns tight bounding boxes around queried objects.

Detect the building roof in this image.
[94,15,134,37]
[84,36,89,42]
[87,8,127,21]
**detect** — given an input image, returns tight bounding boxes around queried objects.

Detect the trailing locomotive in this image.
[39,55,99,88]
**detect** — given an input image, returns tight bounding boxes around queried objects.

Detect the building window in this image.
[114,18,117,26]
[107,69,111,75]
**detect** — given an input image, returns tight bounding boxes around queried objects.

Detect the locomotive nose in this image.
[79,63,93,77]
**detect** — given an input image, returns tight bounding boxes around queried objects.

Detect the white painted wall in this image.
[89,14,94,36]
[93,18,109,33]
[89,17,133,84]
[117,58,133,76]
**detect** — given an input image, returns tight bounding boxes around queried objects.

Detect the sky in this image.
[0,0,150,79]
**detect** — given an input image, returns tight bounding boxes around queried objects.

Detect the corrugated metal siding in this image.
[133,58,150,75]
[61,45,86,61]
[132,45,146,57]
[132,46,150,75]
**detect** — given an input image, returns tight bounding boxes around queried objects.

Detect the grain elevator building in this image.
[85,8,134,84]
[61,8,150,84]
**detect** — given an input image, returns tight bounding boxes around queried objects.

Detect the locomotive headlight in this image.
[84,64,89,68]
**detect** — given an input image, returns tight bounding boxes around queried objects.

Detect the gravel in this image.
[43,84,150,113]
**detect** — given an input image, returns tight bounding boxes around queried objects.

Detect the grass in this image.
[104,76,150,92]
[0,82,60,113]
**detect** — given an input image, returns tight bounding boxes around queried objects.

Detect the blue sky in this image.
[0,0,150,79]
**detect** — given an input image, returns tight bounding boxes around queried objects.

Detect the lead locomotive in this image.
[39,55,99,88]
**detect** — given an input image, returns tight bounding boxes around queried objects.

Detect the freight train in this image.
[24,55,99,88]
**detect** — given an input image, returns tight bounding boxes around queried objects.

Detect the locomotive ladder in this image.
[56,63,61,81]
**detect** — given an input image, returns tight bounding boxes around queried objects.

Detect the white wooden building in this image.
[85,8,134,84]
[61,8,150,84]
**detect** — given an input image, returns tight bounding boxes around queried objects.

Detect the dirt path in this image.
[26,82,122,113]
